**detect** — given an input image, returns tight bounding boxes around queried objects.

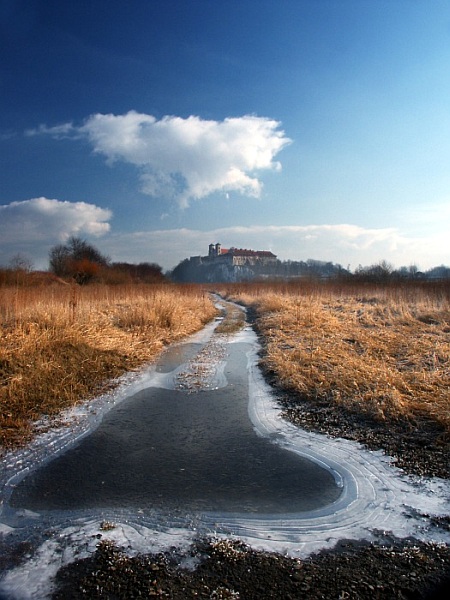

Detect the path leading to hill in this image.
[0,299,449,599]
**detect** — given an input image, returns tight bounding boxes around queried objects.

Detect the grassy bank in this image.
[220,281,450,434]
[2,278,449,454]
[0,283,216,450]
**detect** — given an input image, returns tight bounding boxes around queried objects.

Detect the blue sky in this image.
[1,0,450,271]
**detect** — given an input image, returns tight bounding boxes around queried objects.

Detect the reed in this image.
[222,281,450,432]
[0,283,216,450]
[215,303,246,334]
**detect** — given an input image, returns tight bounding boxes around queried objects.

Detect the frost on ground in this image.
[0,301,449,600]
[175,335,228,392]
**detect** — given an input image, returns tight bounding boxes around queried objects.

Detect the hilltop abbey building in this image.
[205,243,277,266]
[171,243,278,282]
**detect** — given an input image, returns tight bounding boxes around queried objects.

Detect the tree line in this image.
[0,237,165,285]
[47,236,165,284]
[169,255,450,283]
[1,237,449,285]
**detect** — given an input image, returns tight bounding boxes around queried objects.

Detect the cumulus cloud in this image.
[0,198,112,267]
[0,197,111,243]
[30,111,292,207]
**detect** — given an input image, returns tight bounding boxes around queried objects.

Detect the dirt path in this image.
[1,300,449,599]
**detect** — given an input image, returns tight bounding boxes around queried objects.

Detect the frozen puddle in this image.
[0,303,449,599]
[7,342,340,514]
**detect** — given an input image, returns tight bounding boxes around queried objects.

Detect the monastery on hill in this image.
[205,243,277,266]
[172,243,278,282]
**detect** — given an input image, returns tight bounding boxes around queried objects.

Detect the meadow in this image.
[220,280,450,434]
[1,276,449,456]
[0,281,216,450]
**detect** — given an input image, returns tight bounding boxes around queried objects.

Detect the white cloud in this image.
[1,209,447,272]
[0,197,111,242]
[32,111,292,207]
[98,224,449,271]
[25,122,75,138]
[0,198,112,267]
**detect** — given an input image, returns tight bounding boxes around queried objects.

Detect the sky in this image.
[1,0,450,272]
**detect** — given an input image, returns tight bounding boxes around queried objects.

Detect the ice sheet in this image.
[0,303,449,599]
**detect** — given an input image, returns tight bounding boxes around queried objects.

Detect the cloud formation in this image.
[98,224,442,271]
[1,203,446,271]
[29,111,292,207]
[0,198,111,244]
[0,198,112,265]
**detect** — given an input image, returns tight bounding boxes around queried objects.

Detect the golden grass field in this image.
[221,281,449,434]
[0,283,216,450]
[1,278,449,454]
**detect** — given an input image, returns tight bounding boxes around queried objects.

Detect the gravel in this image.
[18,308,450,599]
[277,390,449,480]
[50,368,450,599]
[52,536,450,599]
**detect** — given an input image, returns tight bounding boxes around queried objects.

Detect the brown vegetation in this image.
[215,302,246,334]
[220,281,450,433]
[0,283,216,450]
[2,275,449,458]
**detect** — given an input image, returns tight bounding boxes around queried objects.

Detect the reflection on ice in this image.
[0,305,449,600]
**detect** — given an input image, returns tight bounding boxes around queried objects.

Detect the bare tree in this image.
[49,237,109,283]
[9,253,34,273]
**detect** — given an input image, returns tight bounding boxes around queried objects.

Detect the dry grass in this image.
[215,303,246,334]
[0,283,216,450]
[221,281,450,431]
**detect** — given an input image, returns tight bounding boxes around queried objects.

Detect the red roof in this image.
[223,247,276,258]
